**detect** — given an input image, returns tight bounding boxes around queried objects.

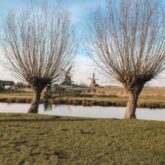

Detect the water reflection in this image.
[41,105,165,121]
[0,103,164,121]
[43,101,52,111]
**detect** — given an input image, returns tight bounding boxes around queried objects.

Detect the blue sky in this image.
[0,0,164,86]
[0,0,108,85]
[0,0,106,41]
[0,0,105,26]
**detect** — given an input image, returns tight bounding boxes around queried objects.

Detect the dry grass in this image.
[0,87,165,108]
[95,87,165,97]
[0,113,164,165]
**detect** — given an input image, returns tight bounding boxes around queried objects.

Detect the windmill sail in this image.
[88,73,99,87]
[61,66,73,86]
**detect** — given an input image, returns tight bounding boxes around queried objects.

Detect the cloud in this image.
[0,0,164,87]
[72,54,118,86]
[0,49,164,86]
[0,47,17,81]
[65,0,106,25]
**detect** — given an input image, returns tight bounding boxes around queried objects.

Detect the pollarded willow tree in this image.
[1,5,75,113]
[88,0,165,119]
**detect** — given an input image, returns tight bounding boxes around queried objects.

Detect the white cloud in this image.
[0,47,17,82]
[0,50,164,87]
[0,0,164,87]
[72,54,118,86]
[66,0,106,25]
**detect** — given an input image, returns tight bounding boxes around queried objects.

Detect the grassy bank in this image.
[0,114,164,164]
[51,96,165,108]
[0,96,165,108]
[0,87,165,108]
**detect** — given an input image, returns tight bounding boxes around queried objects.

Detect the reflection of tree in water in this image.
[44,100,52,111]
[43,83,53,111]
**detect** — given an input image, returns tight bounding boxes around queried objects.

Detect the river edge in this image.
[0,96,164,109]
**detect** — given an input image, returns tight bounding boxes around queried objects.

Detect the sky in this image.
[0,0,164,86]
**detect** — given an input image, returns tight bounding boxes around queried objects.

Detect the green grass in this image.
[0,113,165,164]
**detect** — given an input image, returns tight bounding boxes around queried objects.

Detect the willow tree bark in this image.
[124,91,139,119]
[28,89,41,113]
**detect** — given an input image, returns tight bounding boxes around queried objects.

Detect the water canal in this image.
[0,103,165,121]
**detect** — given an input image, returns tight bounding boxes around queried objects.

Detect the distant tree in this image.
[1,5,75,113]
[88,0,165,119]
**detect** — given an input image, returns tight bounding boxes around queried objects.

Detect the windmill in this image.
[88,73,99,87]
[61,66,73,86]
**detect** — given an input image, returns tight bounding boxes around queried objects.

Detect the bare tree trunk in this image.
[28,89,41,113]
[124,91,139,119]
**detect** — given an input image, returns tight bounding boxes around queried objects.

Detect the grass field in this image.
[0,113,164,164]
[0,87,165,108]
